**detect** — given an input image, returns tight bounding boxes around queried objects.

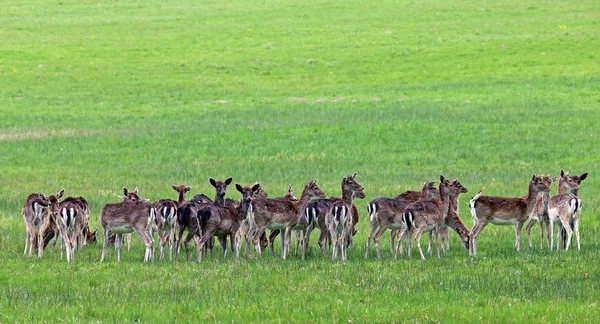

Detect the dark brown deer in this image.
[304,174,364,258]
[55,197,86,262]
[235,184,268,256]
[100,194,156,262]
[195,183,261,261]
[388,188,434,253]
[525,175,558,249]
[22,192,51,257]
[399,176,467,260]
[548,170,583,251]
[175,193,213,259]
[250,180,326,259]
[365,181,438,259]
[181,177,232,261]
[468,175,552,256]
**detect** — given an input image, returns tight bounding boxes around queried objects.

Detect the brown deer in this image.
[100,192,156,262]
[525,175,558,249]
[195,183,261,261]
[235,185,268,256]
[560,171,587,249]
[250,180,326,259]
[468,175,552,256]
[304,174,364,258]
[22,192,51,257]
[181,177,232,261]
[399,176,468,260]
[365,181,439,259]
[388,188,435,253]
[44,196,97,251]
[153,199,178,260]
[55,197,86,262]
[548,170,583,251]
[266,185,306,256]
[175,193,213,259]
[106,187,147,250]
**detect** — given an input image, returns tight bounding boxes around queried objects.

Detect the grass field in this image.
[1,0,599,322]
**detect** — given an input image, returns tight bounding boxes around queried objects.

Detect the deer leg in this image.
[435,228,441,259]
[573,217,581,251]
[427,231,433,255]
[100,228,111,262]
[116,234,123,262]
[183,231,194,261]
[390,229,397,254]
[414,228,426,260]
[269,230,279,257]
[372,225,389,260]
[252,228,266,256]
[525,219,535,249]
[559,218,573,251]
[37,227,45,258]
[317,229,328,257]
[514,221,524,252]
[365,221,377,259]
[544,220,551,249]
[218,235,228,258]
[176,226,185,258]
[469,220,488,256]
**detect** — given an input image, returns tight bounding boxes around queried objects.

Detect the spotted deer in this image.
[54,195,86,262]
[468,175,552,256]
[22,192,51,257]
[106,187,147,250]
[267,185,306,256]
[100,192,156,262]
[153,199,178,260]
[175,193,213,259]
[525,175,558,249]
[250,180,326,259]
[388,188,435,253]
[399,176,467,260]
[560,171,587,249]
[365,181,439,259]
[548,170,583,251]
[304,174,364,258]
[193,183,261,261]
[181,177,233,261]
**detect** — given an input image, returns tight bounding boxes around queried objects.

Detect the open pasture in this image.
[1,0,599,322]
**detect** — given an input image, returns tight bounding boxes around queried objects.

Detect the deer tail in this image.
[469,188,485,225]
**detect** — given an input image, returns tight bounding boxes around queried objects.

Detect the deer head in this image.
[342,173,365,199]
[236,183,261,205]
[530,174,552,194]
[559,170,580,191]
[172,184,191,202]
[47,189,65,217]
[120,187,148,202]
[209,177,233,204]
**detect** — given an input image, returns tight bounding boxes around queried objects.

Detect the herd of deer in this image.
[21,170,587,262]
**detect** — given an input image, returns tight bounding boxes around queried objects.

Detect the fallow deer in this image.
[235,184,268,256]
[365,181,438,259]
[267,185,306,256]
[181,177,232,261]
[195,183,261,261]
[22,192,51,257]
[399,176,467,260]
[250,180,326,259]
[106,187,147,250]
[175,193,213,259]
[304,174,364,258]
[388,188,434,253]
[55,197,86,262]
[100,191,156,262]
[548,170,583,251]
[468,175,552,256]
[559,171,588,249]
[525,175,558,249]
[153,199,178,260]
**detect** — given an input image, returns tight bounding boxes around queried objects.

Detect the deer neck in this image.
[524,185,540,216]
[556,179,570,195]
[341,190,354,205]
[177,192,186,205]
[295,189,316,211]
[214,194,225,206]
[541,191,550,215]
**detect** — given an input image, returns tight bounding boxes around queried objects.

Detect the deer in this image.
[194,182,261,261]
[105,187,148,250]
[548,170,583,251]
[181,177,233,261]
[175,193,213,259]
[153,199,178,260]
[365,181,439,259]
[468,174,552,256]
[304,174,364,258]
[100,189,156,262]
[53,195,86,262]
[235,185,268,256]
[387,188,436,253]
[559,172,588,249]
[250,180,326,259]
[266,185,307,256]
[399,176,468,260]
[43,196,97,252]
[22,192,51,257]
[525,175,558,249]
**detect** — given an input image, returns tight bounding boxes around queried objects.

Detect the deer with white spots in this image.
[53,194,86,262]
[250,180,326,259]
[365,181,439,259]
[175,193,213,259]
[525,175,558,249]
[399,176,468,260]
[559,171,588,249]
[468,175,552,256]
[100,188,156,262]
[22,192,51,257]
[548,170,584,251]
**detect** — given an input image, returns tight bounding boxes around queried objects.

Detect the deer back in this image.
[101,200,155,231]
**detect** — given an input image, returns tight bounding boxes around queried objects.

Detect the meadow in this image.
[1,0,599,322]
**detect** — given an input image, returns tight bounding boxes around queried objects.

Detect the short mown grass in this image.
[1,0,599,322]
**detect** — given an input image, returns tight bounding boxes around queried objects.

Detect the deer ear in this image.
[56,189,65,199]
[119,195,127,201]
[352,172,357,179]
[252,183,261,192]
[236,184,243,193]
[133,187,139,194]
[123,187,129,196]
[92,229,98,235]
[580,173,588,181]
[209,178,217,187]
[560,170,567,177]
[185,186,191,192]
[440,175,446,183]
[552,176,559,182]
[172,185,178,191]
[288,184,293,191]
[225,177,233,186]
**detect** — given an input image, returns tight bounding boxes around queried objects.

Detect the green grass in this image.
[1,0,599,322]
